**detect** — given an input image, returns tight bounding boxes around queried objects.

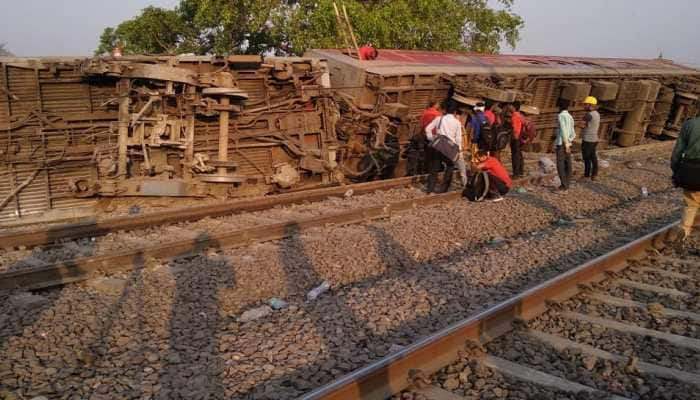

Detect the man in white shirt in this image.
[425,100,463,193]
[555,99,576,191]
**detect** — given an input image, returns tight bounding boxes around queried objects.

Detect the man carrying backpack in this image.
[425,100,463,193]
[670,115,700,243]
[555,100,576,191]
[581,96,600,180]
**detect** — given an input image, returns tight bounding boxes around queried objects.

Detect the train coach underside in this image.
[1,55,700,223]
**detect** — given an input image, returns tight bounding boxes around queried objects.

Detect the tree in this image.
[96,0,523,56]
[0,43,14,57]
[95,7,187,55]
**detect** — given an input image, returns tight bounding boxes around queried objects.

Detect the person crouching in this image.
[464,151,512,202]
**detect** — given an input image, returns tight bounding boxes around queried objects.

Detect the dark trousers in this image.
[510,138,524,177]
[581,141,598,177]
[487,173,510,196]
[556,145,573,189]
[406,135,430,176]
[427,150,455,193]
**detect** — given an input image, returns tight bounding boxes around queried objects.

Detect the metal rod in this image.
[117,79,130,179]
[218,96,230,176]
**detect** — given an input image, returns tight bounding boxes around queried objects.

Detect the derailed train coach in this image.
[1,50,700,223]
[307,49,700,176]
[0,55,345,222]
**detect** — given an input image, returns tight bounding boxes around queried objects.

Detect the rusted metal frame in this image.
[217,96,231,175]
[0,175,427,249]
[2,63,12,163]
[9,165,21,218]
[183,85,196,179]
[34,66,43,113]
[300,222,677,400]
[116,79,130,179]
[0,189,455,292]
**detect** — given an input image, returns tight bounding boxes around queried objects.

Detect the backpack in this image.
[492,128,511,151]
[462,171,490,201]
[520,117,537,145]
[478,118,494,150]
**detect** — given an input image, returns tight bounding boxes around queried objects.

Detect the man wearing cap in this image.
[581,96,600,180]
[469,102,488,149]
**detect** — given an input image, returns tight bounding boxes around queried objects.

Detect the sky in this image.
[0,0,699,67]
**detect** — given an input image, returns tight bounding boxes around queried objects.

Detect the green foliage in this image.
[96,7,186,55]
[96,0,523,56]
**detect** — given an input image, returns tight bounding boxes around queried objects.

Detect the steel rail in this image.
[0,141,671,250]
[0,175,426,249]
[0,190,464,292]
[298,222,679,400]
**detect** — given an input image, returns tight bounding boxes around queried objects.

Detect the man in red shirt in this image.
[476,151,512,201]
[508,102,525,177]
[359,44,378,60]
[421,100,442,129]
[406,100,442,175]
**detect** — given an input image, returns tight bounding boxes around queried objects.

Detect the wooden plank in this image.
[615,279,690,297]
[527,330,700,386]
[562,311,700,352]
[652,256,700,269]
[483,356,629,400]
[583,292,700,322]
[416,386,467,400]
[634,266,693,280]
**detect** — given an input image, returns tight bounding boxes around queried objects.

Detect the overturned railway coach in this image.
[0,55,342,222]
[1,50,699,223]
[308,49,700,173]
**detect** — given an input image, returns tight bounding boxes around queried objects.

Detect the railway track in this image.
[0,141,673,252]
[0,150,686,399]
[3,173,559,292]
[300,223,699,400]
[0,159,672,292]
[0,176,426,249]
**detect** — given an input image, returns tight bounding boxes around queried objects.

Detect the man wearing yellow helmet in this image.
[581,96,600,180]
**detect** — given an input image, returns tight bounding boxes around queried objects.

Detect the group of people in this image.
[416,95,700,244]
[416,95,604,200]
[420,99,515,201]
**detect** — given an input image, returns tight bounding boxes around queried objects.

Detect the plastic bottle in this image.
[307,281,331,301]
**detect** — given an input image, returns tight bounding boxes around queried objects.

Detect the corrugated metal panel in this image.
[232,147,273,177]
[49,162,94,210]
[8,66,39,116]
[11,167,49,220]
[0,65,8,126]
[238,79,268,105]
[42,83,90,113]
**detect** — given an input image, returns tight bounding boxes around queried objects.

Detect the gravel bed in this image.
[485,330,699,399]
[527,312,700,372]
[0,151,687,399]
[0,186,429,272]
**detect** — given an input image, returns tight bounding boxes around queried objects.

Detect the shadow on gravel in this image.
[0,180,681,399]
[0,222,100,349]
[577,180,629,202]
[156,233,235,400]
[237,185,680,400]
